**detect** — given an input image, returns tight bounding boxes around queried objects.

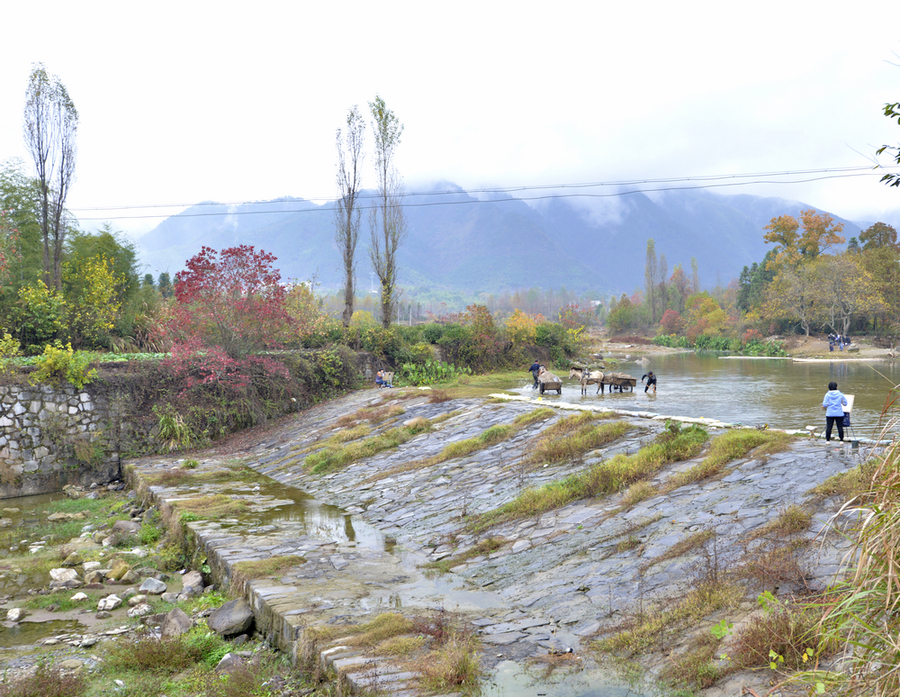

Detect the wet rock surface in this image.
[125,388,865,695]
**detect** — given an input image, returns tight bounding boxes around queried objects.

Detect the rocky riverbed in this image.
[115,386,869,696]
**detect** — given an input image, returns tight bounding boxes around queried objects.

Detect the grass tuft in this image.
[469,423,707,532]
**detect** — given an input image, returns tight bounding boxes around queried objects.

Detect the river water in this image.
[517,354,900,438]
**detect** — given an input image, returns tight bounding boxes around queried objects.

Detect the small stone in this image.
[97,594,123,611]
[70,592,89,601]
[128,594,148,607]
[6,607,26,622]
[127,603,153,618]
[119,570,140,584]
[215,652,244,674]
[182,570,204,592]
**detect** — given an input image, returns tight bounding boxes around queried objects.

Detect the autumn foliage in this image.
[170,245,291,358]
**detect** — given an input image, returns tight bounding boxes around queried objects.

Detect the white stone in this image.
[6,608,26,622]
[97,594,123,611]
[49,568,79,583]
[70,592,88,601]
[127,603,153,618]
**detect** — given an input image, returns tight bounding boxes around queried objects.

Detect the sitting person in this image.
[375,370,384,387]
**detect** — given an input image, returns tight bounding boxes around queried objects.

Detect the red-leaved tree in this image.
[170,245,291,358]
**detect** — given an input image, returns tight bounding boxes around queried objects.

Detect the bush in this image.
[29,342,97,389]
[422,322,445,343]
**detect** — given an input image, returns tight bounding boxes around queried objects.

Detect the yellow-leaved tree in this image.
[64,254,122,349]
[763,209,845,269]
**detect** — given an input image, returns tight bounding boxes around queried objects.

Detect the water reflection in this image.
[213,480,388,552]
[519,354,899,437]
[485,660,641,697]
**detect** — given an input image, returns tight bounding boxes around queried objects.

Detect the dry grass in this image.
[659,634,721,691]
[593,580,743,656]
[231,555,305,592]
[171,494,249,519]
[313,612,415,645]
[621,481,657,507]
[468,423,707,533]
[336,403,406,427]
[304,417,433,474]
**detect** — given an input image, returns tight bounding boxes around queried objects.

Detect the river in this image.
[518,354,899,438]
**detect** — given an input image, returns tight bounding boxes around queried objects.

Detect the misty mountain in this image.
[135,184,878,297]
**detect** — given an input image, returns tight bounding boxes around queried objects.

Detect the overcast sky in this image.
[2,1,900,237]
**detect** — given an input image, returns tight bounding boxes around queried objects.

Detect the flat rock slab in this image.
[127,389,868,696]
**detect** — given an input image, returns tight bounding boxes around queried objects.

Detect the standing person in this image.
[641,371,657,394]
[828,334,835,352]
[529,359,541,389]
[822,381,848,442]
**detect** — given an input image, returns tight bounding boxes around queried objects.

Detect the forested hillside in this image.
[136,184,875,296]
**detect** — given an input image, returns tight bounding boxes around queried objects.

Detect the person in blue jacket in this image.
[529,359,541,389]
[821,381,848,442]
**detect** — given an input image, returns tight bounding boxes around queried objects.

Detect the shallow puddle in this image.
[178,479,392,552]
[485,660,643,696]
[0,619,86,648]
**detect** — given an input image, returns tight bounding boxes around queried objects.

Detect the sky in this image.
[2,1,900,239]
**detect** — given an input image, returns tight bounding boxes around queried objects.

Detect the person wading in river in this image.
[641,371,657,394]
[822,381,848,442]
[529,359,541,389]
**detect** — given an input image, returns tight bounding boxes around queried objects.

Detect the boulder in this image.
[49,568,79,584]
[182,570,204,592]
[83,570,105,585]
[62,552,83,567]
[70,592,89,602]
[106,560,131,581]
[140,577,168,595]
[161,607,193,637]
[127,594,148,607]
[207,599,254,637]
[120,570,140,585]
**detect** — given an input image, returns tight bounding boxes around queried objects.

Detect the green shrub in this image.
[422,322,445,343]
[29,342,97,389]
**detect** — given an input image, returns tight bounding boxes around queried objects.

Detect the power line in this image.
[67,165,900,221]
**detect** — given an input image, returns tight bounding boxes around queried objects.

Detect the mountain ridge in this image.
[135,184,891,296]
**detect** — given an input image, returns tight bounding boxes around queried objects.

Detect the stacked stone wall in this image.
[0,382,121,499]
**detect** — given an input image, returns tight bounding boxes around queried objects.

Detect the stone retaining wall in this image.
[0,350,379,500]
[0,382,121,499]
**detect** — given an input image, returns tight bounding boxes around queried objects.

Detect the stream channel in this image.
[1,354,897,695]
[519,353,900,437]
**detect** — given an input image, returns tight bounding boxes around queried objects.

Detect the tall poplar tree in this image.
[334,106,365,327]
[368,95,407,329]
[23,63,78,291]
